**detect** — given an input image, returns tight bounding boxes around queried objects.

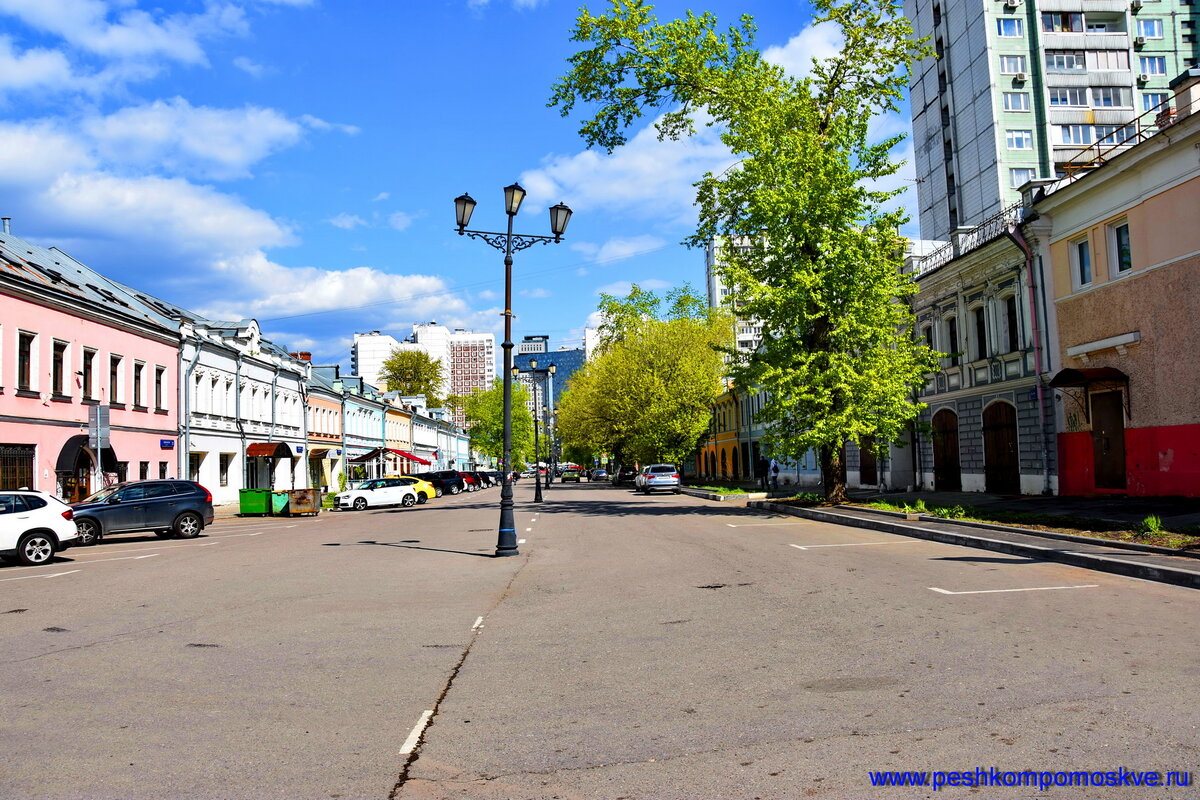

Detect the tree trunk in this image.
[819,444,848,505]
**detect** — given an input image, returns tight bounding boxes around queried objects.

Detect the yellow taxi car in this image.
[386,475,437,503]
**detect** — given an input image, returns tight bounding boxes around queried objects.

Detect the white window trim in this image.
[1070,236,1094,289]
[1107,219,1133,277]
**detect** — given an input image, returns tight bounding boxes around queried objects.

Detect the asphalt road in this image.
[2,481,1197,800]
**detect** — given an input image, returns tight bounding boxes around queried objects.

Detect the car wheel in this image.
[402,494,416,507]
[450,485,461,495]
[17,532,56,566]
[155,530,175,539]
[353,497,368,511]
[74,518,101,546]
[674,488,682,494]
[417,495,427,505]
[435,488,444,498]
[174,512,203,539]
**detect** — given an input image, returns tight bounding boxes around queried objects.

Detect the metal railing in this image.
[908,203,1025,279]
[1058,88,1198,178]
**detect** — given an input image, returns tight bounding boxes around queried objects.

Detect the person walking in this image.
[770,458,780,491]
[757,456,769,490]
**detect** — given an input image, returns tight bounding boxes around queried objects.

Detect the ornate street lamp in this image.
[455,185,572,557]
[515,360,556,502]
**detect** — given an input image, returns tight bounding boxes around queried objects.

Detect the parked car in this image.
[458,472,481,492]
[561,468,584,483]
[0,490,79,565]
[388,475,436,503]
[335,477,419,511]
[417,470,466,496]
[71,480,214,545]
[614,467,639,486]
[591,469,609,481]
[636,464,682,494]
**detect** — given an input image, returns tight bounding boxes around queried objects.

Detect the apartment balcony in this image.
[1048,107,1141,125]
[1044,70,1135,88]
[1040,31,1130,50]
[1036,0,1128,13]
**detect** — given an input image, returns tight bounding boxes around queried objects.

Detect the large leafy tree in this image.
[462,379,534,468]
[557,284,732,466]
[379,349,445,406]
[551,0,938,502]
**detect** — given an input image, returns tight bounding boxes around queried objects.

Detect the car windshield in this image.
[650,466,676,474]
[360,479,385,490]
[81,486,121,503]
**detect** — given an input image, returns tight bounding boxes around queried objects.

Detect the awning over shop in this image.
[56,434,118,473]
[347,447,432,465]
[1048,367,1129,388]
[246,441,293,458]
[307,448,329,459]
[390,448,431,466]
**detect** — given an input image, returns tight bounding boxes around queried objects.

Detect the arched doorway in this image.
[858,436,877,486]
[731,446,741,478]
[983,401,1020,494]
[719,448,728,479]
[931,409,961,492]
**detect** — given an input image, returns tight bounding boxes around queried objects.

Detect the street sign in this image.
[160,439,175,449]
[88,405,110,452]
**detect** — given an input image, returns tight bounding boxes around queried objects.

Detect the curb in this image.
[746,501,1200,591]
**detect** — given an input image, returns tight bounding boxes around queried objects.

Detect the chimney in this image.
[289,351,312,361]
[2,218,10,234]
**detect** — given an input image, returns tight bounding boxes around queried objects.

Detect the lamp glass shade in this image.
[549,202,573,237]
[454,193,476,229]
[529,358,537,370]
[511,366,520,377]
[548,363,556,375]
[503,183,526,216]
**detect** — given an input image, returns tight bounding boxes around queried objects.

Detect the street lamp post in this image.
[514,360,556,502]
[455,185,572,557]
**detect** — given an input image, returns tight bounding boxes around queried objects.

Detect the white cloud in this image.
[328,213,366,230]
[520,287,551,298]
[0,121,94,182]
[477,289,498,301]
[372,192,390,202]
[595,279,671,296]
[232,56,267,78]
[763,23,844,81]
[388,212,413,231]
[585,310,605,329]
[298,114,360,136]
[0,36,74,93]
[521,113,734,228]
[592,235,667,264]
[84,98,306,180]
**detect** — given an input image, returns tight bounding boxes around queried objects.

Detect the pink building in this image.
[0,226,179,501]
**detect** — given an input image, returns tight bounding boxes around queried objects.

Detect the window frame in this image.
[1003,92,1031,111]
[109,353,124,406]
[1045,50,1086,72]
[1049,88,1089,107]
[17,331,36,392]
[1136,18,1164,38]
[1108,220,1133,275]
[1006,129,1034,150]
[81,348,96,400]
[1004,295,1022,353]
[971,305,989,362]
[52,339,69,397]
[996,17,1024,37]
[1041,12,1083,32]
[1139,55,1167,76]
[999,55,1028,74]
[1071,236,1093,288]
[1010,167,1037,188]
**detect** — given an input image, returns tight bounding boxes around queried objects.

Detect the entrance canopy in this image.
[56,434,118,473]
[1049,367,1128,388]
[348,447,431,466]
[247,441,293,458]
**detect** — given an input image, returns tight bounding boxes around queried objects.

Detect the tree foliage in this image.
[557,284,732,466]
[379,349,445,405]
[551,0,938,501]
[462,379,534,467]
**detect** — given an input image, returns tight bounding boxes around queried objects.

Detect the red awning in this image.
[388,448,430,466]
[246,441,293,458]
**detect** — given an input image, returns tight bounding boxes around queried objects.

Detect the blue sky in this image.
[0,0,912,369]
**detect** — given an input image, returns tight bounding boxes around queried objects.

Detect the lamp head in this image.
[503,183,526,216]
[511,365,520,378]
[548,202,573,241]
[529,357,537,370]
[454,193,476,233]
[548,363,556,375]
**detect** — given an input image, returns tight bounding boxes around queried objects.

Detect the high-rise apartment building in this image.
[517,335,549,354]
[907,0,1199,240]
[351,331,401,389]
[705,238,763,356]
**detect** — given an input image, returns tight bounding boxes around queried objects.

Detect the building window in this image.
[133,362,145,408]
[1049,88,1088,107]
[1095,124,1137,145]
[82,348,95,400]
[159,461,168,479]
[923,326,934,350]
[109,354,122,405]
[996,17,1023,36]
[1073,237,1093,286]
[1139,56,1167,75]
[219,453,232,487]
[1042,12,1083,31]
[1003,92,1030,111]
[17,331,35,391]
[1109,221,1132,274]
[946,317,960,366]
[1046,50,1086,71]
[1086,18,1121,33]
[139,461,149,480]
[1142,92,1170,111]
[999,55,1027,74]
[154,366,165,410]
[52,340,68,397]
[1088,50,1129,70]
[1137,18,1164,38]
[189,453,203,482]
[1006,130,1033,150]
[0,444,36,490]
[1005,296,1021,353]
[972,307,988,361]
[1010,167,1037,187]
[1091,87,1132,107]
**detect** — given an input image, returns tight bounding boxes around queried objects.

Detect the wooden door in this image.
[932,410,961,492]
[1091,391,1127,490]
[983,402,1020,494]
[858,436,877,485]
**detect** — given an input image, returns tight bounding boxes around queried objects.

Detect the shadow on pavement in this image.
[345,539,498,559]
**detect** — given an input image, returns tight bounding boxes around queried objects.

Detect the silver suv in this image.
[635,464,682,494]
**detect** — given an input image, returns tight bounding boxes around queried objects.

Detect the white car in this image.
[635,464,682,494]
[335,478,419,511]
[0,490,80,566]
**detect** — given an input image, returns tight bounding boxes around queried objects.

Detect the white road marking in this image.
[69,541,218,557]
[727,522,809,528]
[929,584,1100,595]
[0,570,81,583]
[399,710,434,755]
[789,541,919,550]
[525,528,532,532]
[472,616,484,630]
[518,539,526,544]
[74,554,161,564]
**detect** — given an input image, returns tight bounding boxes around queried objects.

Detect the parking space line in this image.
[789,541,919,550]
[71,553,161,564]
[68,541,218,557]
[399,710,434,755]
[0,569,80,583]
[518,538,526,544]
[929,584,1099,595]
[471,616,484,631]
[727,522,809,528]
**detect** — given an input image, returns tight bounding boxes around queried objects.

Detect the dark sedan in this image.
[72,480,215,545]
[416,470,466,496]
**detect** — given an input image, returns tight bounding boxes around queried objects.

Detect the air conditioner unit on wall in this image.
[1004,0,1021,8]
[1135,35,1147,45]
[1015,71,1028,81]
[1131,0,1144,9]
[1138,73,1150,81]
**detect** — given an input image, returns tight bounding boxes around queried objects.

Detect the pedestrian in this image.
[770,459,780,490]
[757,456,769,490]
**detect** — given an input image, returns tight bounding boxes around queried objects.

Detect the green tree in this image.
[379,349,444,405]
[462,379,534,468]
[557,285,732,467]
[551,0,938,502]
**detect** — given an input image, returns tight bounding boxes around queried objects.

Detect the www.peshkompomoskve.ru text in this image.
[868,767,1192,791]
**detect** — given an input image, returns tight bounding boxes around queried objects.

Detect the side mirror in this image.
[107,495,122,504]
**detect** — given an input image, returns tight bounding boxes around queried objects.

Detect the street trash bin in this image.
[238,488,272,516]
[284,488,320,516]
[271,491,289,515]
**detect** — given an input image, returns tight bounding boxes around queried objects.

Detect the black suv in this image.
[72,480,215,545]
[416,470,466,496]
